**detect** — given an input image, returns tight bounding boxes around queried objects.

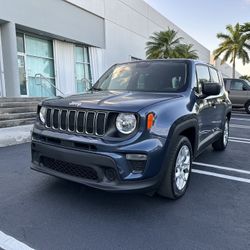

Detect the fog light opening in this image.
[105,168,116,181]
[126,154,147,174]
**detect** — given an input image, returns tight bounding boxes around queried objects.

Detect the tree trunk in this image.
[232,58,236,78]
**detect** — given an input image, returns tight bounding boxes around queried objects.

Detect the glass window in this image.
[230,80,244,91]
[18,55,27,95]
[209,67,220,84]
[16,33,25,53]
[196,65,210,84]
[95,61,187,92]
[75,45,92,93]
[26,36,53,58]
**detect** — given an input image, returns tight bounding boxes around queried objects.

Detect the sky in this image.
[144,0,250,75]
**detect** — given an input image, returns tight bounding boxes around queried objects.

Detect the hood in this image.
[43,91,182,112]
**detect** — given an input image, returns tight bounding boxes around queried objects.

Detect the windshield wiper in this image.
[89,86,103,91]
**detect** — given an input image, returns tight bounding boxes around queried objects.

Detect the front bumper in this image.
[31,129,166,192]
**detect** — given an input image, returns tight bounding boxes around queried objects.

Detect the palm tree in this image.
[213,23,250,78]
[174,44,199,59]
[239,75,250,82]
[146,29,183,59]
[241,22,250,38]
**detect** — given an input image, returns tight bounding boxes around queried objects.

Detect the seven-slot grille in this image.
[44,108,108,136]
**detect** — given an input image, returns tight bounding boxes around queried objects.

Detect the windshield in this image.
[94,61,187,92]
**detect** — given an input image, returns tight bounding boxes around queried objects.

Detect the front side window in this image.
[196,65,210,84]
[230,80,245,91]
[95,61,187,92]
[209,67,220,84]
[196,65,210,93]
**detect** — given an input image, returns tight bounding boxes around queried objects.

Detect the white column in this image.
[1,22,19,97]
[89,47,104,83]
[53,40,75,95]
[0,27,6,97]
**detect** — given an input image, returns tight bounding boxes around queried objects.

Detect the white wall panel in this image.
[66,0,105,18]
[53,40,75,95]
[0,26,6,97]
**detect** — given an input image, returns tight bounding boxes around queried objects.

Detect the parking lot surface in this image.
[0,111,250,250]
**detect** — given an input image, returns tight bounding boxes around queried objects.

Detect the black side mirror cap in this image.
[243,85,248,91]
[202,83,221,96]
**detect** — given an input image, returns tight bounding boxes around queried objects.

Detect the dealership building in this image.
[0,0,224,98]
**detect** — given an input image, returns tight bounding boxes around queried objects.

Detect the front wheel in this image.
[245,101,250,114]
[157,136,192,200]
[212,118,229,151]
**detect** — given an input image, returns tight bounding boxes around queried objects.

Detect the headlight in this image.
[116,113,137,134]
[39,106,46,124]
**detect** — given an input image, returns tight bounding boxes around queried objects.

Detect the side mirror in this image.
[243,85,248,91]
[202,83,221,96]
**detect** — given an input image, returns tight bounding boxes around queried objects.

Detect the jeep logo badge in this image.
[69,101,82,107]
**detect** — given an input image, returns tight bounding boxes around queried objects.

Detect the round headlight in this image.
[39,107,46,124]
[116,113,137,134]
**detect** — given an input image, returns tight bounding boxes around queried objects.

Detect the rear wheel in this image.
[212,118,229,151]
[157,136,192,200]
[245,101,250,114]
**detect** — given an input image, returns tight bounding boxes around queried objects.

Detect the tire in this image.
[212,118,229,151]
[157,136,192,200]
[245,101,250,114]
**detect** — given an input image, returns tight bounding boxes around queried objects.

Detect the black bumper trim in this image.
[31,141,161,192]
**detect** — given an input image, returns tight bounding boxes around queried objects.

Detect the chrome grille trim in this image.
[44,108,107,136]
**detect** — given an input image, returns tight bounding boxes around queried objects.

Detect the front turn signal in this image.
[147,113,155,130]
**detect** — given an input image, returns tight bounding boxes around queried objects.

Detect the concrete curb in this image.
[0,124,33,147]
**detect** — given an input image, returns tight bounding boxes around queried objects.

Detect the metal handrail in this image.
[35,73,65,96]
[79,77,93,92]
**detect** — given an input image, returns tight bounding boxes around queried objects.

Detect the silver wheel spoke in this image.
[175,145,191,191]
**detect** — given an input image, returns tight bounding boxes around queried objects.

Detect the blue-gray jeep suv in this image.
[31,59,232,199]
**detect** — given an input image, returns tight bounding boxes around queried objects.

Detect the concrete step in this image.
[0,101,39,108]
[0,106,37,114]
[0,112,37,121]
[0,97,44,103]
[0,117,36,128]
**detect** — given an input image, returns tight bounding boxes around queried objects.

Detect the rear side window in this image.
[209,67,220,84]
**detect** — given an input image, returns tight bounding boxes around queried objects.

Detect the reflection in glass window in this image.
[196,65,210,84]
[16,33,25,53]
[95,61,187,92]
[75,45,92,93]
[230,81,244,91]
[209,68,220,83]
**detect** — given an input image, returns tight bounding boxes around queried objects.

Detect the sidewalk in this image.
[0,125,33,147]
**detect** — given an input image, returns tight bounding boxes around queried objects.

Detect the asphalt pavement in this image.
[0,111,250,250]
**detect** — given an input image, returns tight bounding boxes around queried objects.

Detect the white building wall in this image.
[66,0,211,77]
[0,27,6,97]
[211,56,241,78]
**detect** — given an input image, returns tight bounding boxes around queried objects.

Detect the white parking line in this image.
[232,113,250,118]
[192,169,250,184]
[231,117,250,121]
[230,124,250,129]
[230,136,250,141]
[229,139,250,144]
[193,162,250,175]
[0,231,34,250]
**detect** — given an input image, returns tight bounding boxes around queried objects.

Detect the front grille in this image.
[42,157,98,181]
[44,108,108,136]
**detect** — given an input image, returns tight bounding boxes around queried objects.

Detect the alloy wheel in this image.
[175,145,191,191]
